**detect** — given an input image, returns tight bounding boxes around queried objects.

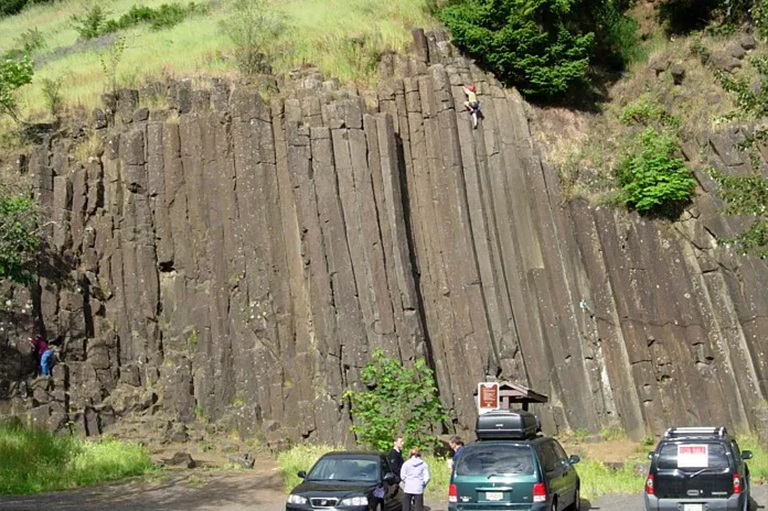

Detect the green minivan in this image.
[448,436,581,511]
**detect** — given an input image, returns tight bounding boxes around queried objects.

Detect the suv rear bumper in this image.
[644,493,746,511]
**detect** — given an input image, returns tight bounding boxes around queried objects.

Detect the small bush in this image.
[615,128,696,216]
[0,55,33,123]
[620,96,680,129]
[344,348,448,452]
[71,4,110,41]
[219,0,284,77]
[41,76,64,118]
[0,190,40,284]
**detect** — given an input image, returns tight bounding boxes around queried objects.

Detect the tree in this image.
[343,348,448,451]
[0,189,41,285]
[0,56,33,123]
[438,0,637,100]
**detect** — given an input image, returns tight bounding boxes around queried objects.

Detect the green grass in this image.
[0,419,155,495]
[576,458,646,500]
[738,434,768,483]
[0,0,436,121]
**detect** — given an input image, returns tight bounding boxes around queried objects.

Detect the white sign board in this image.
[677,444,708,468]
[477,382,499,415]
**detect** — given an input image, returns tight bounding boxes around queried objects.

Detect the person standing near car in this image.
[387,435,405,477]
[448,435,464,470]
[400,447,430,511]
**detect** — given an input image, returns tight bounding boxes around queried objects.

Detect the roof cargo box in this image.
[476,410,540,440]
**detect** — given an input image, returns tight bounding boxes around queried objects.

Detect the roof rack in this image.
[663,427,727,438]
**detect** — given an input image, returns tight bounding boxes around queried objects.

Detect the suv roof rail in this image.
[663,427,727,438]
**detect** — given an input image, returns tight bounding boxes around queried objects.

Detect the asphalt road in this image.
[1,472,766,511]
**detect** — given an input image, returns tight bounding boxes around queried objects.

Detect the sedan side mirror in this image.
[648,452,654,460]
[568,455,580,465]
[742,451,753,460]
[383,472,398,484]
[298,470,307,479]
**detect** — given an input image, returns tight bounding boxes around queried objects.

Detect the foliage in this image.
[438,0,638,100]
[0,55,33,123]
[40,76,63,118]
[715,55,768,119]
[615,128,696,216]
[709,158,768,257]
[0,419,155,494]
[577,458,646,499]
[71,4,110,41]
[343,348,448,452]
[98,36,127,95]
[218,0,285,76]
[72,2,205,41]
[0,0,27,18]
[620,96,680,129]
[0,189,40,284]
[656,0,753,34]
[3,28,47,60]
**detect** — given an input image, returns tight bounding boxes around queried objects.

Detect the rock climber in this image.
[463,85,480,128]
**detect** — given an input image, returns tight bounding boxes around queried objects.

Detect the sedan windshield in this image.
[308,457,380,482]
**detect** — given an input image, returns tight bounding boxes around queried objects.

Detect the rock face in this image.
[2,32,768,443]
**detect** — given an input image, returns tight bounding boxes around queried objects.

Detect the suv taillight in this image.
[533,483,546,503]
[733,474,741,494]
[449,483,458,503]
[645,474,654,495]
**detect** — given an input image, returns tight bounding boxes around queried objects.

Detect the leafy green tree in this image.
[218,0,285,76]
[438,0,637,100]
[615,128,696,216]
[0,56,33,123]
[0,191,41,284]
[343,348,448,451]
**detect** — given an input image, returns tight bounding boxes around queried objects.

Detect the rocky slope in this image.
[1,30,767,444]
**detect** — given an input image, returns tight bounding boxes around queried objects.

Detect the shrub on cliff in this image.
[0,189,41,284]
[615,128,695,217]
[437,0,639,100]
[343,348,448,451]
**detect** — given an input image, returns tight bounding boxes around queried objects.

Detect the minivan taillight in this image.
[645,475,654,495]
[449,483,458,503]
[733,474,741,494]
[533,483,546,503]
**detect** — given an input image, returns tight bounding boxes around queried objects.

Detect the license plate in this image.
[683,504,703,511]
[486,492,504,501]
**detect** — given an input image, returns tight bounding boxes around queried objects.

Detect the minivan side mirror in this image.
[569,455,580,465]
[742,451,753,460]
[298,470,307,479]
[383,472,398,484]
[647,452,654,460]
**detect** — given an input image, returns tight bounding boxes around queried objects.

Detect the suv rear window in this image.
[657,442,730,471]
[456,444,535,476]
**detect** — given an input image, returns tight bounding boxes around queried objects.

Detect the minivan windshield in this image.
[657,442,730,471]
[456,444,535,476]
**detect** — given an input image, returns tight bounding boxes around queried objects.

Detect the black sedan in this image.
[286,451,403,511]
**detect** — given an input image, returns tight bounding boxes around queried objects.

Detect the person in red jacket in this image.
[28,334,48,375]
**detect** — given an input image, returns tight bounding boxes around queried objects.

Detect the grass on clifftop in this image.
[0,0,436,120]
[0,419,155,494]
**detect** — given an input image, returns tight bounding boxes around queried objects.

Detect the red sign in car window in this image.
[677,444,709,468]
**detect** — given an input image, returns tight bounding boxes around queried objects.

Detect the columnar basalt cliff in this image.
[2,30,768,443]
